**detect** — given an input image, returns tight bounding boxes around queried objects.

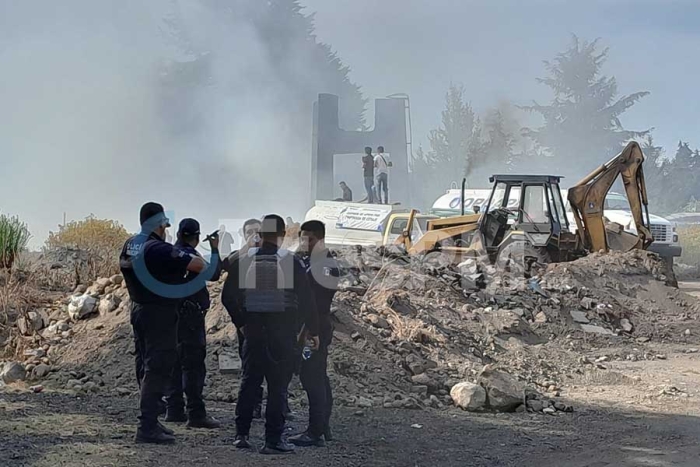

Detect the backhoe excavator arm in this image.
[567,141,653,253]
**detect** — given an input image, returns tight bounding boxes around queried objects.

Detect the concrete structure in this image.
[311,93,409,205]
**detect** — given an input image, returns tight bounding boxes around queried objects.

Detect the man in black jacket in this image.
[222,214,319,455]
[289,220,339,447]
[120,203,208,444]
[164,218,222,429]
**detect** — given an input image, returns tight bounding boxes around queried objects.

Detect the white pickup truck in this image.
[431,188,682,265]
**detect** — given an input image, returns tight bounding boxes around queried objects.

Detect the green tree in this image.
[522,36,650,180]
[411,84,479,206]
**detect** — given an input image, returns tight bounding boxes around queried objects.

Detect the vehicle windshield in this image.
[605,194,631,211]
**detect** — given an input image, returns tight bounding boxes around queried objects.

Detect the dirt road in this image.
[4,342,700,467]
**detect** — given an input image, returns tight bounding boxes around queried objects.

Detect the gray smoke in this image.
[0,1,338,247]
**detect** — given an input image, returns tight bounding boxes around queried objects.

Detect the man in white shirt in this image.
[373,146,392,204]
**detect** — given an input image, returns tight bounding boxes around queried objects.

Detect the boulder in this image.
[478,367,526,412]
[1,362,27,384]
[67,294,97,320]
[450,382,486,411]
[110,274,124,286]
[34,363,51,378]
[74,284,88,294]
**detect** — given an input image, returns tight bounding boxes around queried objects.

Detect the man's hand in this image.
[308,335,320,351]
[207,232,220,251]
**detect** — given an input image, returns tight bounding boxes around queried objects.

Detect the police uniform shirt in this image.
[120,232,193,305]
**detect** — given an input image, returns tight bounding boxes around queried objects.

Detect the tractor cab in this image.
[480,175,578,263]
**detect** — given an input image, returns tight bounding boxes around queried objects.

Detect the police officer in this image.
[224,218,265,419]
[289,220,339,447]
[222,214,319,455]
[164,218,222,429]
[120,203,207,444]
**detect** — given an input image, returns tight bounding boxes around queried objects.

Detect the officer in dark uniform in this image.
[223,218,265,419]
[164,218,222,429]
[120,202,207,444]
[222,214,319,455]
[289,220,339,447]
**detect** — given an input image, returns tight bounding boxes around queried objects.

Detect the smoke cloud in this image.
[0,0,353,247]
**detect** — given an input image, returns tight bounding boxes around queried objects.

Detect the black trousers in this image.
[131,302,178,430]
[236,326,295,444]
[300,322,333,437]
[237,327,263,411]
[166,305,207,419]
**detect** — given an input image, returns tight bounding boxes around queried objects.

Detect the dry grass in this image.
[45,215,131,284]
[386,308,446,345]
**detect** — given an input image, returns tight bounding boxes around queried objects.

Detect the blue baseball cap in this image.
[178,218,201,236]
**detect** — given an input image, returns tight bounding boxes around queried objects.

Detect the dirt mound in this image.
[6,248,700,413]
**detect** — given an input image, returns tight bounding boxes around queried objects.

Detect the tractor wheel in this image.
[495,241,550,275]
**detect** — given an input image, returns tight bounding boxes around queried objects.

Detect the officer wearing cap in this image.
[164,218,222,429]
[120,203,207,445]
[222,214,319,455]
[289,220,340,447]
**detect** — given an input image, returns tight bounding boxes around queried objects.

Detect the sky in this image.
[1,0,698,248]
[301,0,700,157]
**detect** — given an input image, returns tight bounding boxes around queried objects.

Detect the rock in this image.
[30,385,44,393]
[218,353,241,375]
[515,404,526,413]
[534,312,547,323]
[115,387,131,396]
[580,297,595,310]
[450,382,486,411]
[29,311,47,332]
[655,354,667,360]
[579,324,614,335]
[620,318,634,333]
[110,274,124,286]
[410,385,429,398]
[34,364,51,378]
[356,396,373,408]
[411,373,434,387]
[84,382,98,392]
[542,407,557,415]
[570,310,590,324]
[527,400,544,412]
[67,294,98,320]
[92,278,112,295]
[74,284,88,294]
[351,332,362,341]
[66,379,82,388]
[367,314,390,329]
[408,362,425,376]
[1,362,26,383]
[685,329,692,336]
[98,295,119,315]
[553,402,567,411]
[478,368,526,412]
[636,336,651,343]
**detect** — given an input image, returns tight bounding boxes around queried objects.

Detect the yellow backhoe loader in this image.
[397,141,653,269]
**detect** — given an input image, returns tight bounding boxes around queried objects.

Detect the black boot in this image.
[187,415,221,429]
[324,426,333,442]
[233,434,252,449]
[164,409,187,423]
[260,440,295,455]
[157,421,174,435]
[289,431,325,447]
[135,427,176,445]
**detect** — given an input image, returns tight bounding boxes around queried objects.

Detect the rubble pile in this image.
[2,248,698,416]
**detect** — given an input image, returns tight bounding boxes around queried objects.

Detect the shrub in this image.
[0,214,31,270]
[45,215,131,283]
